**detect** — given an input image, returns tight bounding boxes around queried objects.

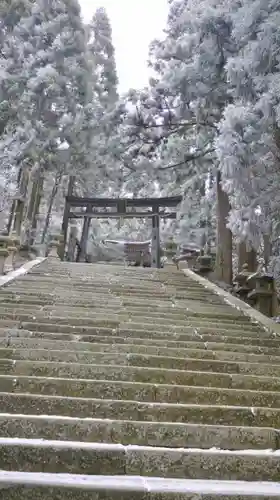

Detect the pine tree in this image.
[87,7,118,109]
[78,7,121,197]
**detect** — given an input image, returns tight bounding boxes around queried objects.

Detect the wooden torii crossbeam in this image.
[61,193,182,268]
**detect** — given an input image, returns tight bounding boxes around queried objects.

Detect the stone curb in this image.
[183,268,280,336]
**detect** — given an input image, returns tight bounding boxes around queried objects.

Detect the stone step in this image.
[1,301,237,321]
[3,392,280,426]
[0,303,246,325]
[0,346,222,361]
[0,438,280,480]
[10,289,256,319]
[0,311,120,329]
[50,309,256,326]
[0,359,279,391]
[17,320,271,341]
[0,309,262,334]
[2,335,280,358]
[2,260,280,488]
[1,413,278,450]
[1,348,280,377]
[0,292,232,308]
[2,374,280,408]
[2,325,280,353]
[0,472,280,500]
[0,288,259,321]
[8,288,172,301]
[122,321,265,336]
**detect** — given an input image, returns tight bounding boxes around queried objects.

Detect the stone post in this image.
[5,234,21,273]
[48,234,60,259]
[0,235,14,275]
[4,244,17,273]
[57,233,65,260]
[247,273,275,317]
[0,247,9,275]
[67,226,78,262]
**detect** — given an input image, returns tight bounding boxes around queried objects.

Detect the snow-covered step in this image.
[2,393,280,428]
[1,472,280,499]
[0,414,278,450]
[1,438,280,480]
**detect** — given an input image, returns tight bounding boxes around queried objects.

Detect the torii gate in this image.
[61,192,182,268]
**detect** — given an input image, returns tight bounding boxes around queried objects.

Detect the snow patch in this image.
[0,438,279,457]
[0,258,46,288]
[0,472,280,495]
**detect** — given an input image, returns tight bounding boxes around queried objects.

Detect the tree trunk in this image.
[29,176,44,246]
[8,168,29,237]
[60,175,76,259]
[41,175,61,244]
[215,170,233,284]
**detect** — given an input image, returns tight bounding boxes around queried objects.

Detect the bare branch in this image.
[158,148,215,171]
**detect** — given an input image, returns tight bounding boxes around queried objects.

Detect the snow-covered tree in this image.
[87,7,118,108]
[76,7,121,198]
[216,0,280,258]
[0,0,98,240]
[113,0,239,280]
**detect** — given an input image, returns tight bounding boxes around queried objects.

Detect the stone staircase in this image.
[0,256,280,498]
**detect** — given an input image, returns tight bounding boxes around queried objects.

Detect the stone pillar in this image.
[57,233,65,260]
[79,217,91,262]
[151,212,160,268]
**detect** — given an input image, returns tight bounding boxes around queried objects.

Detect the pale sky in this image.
[80,0,168,92]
